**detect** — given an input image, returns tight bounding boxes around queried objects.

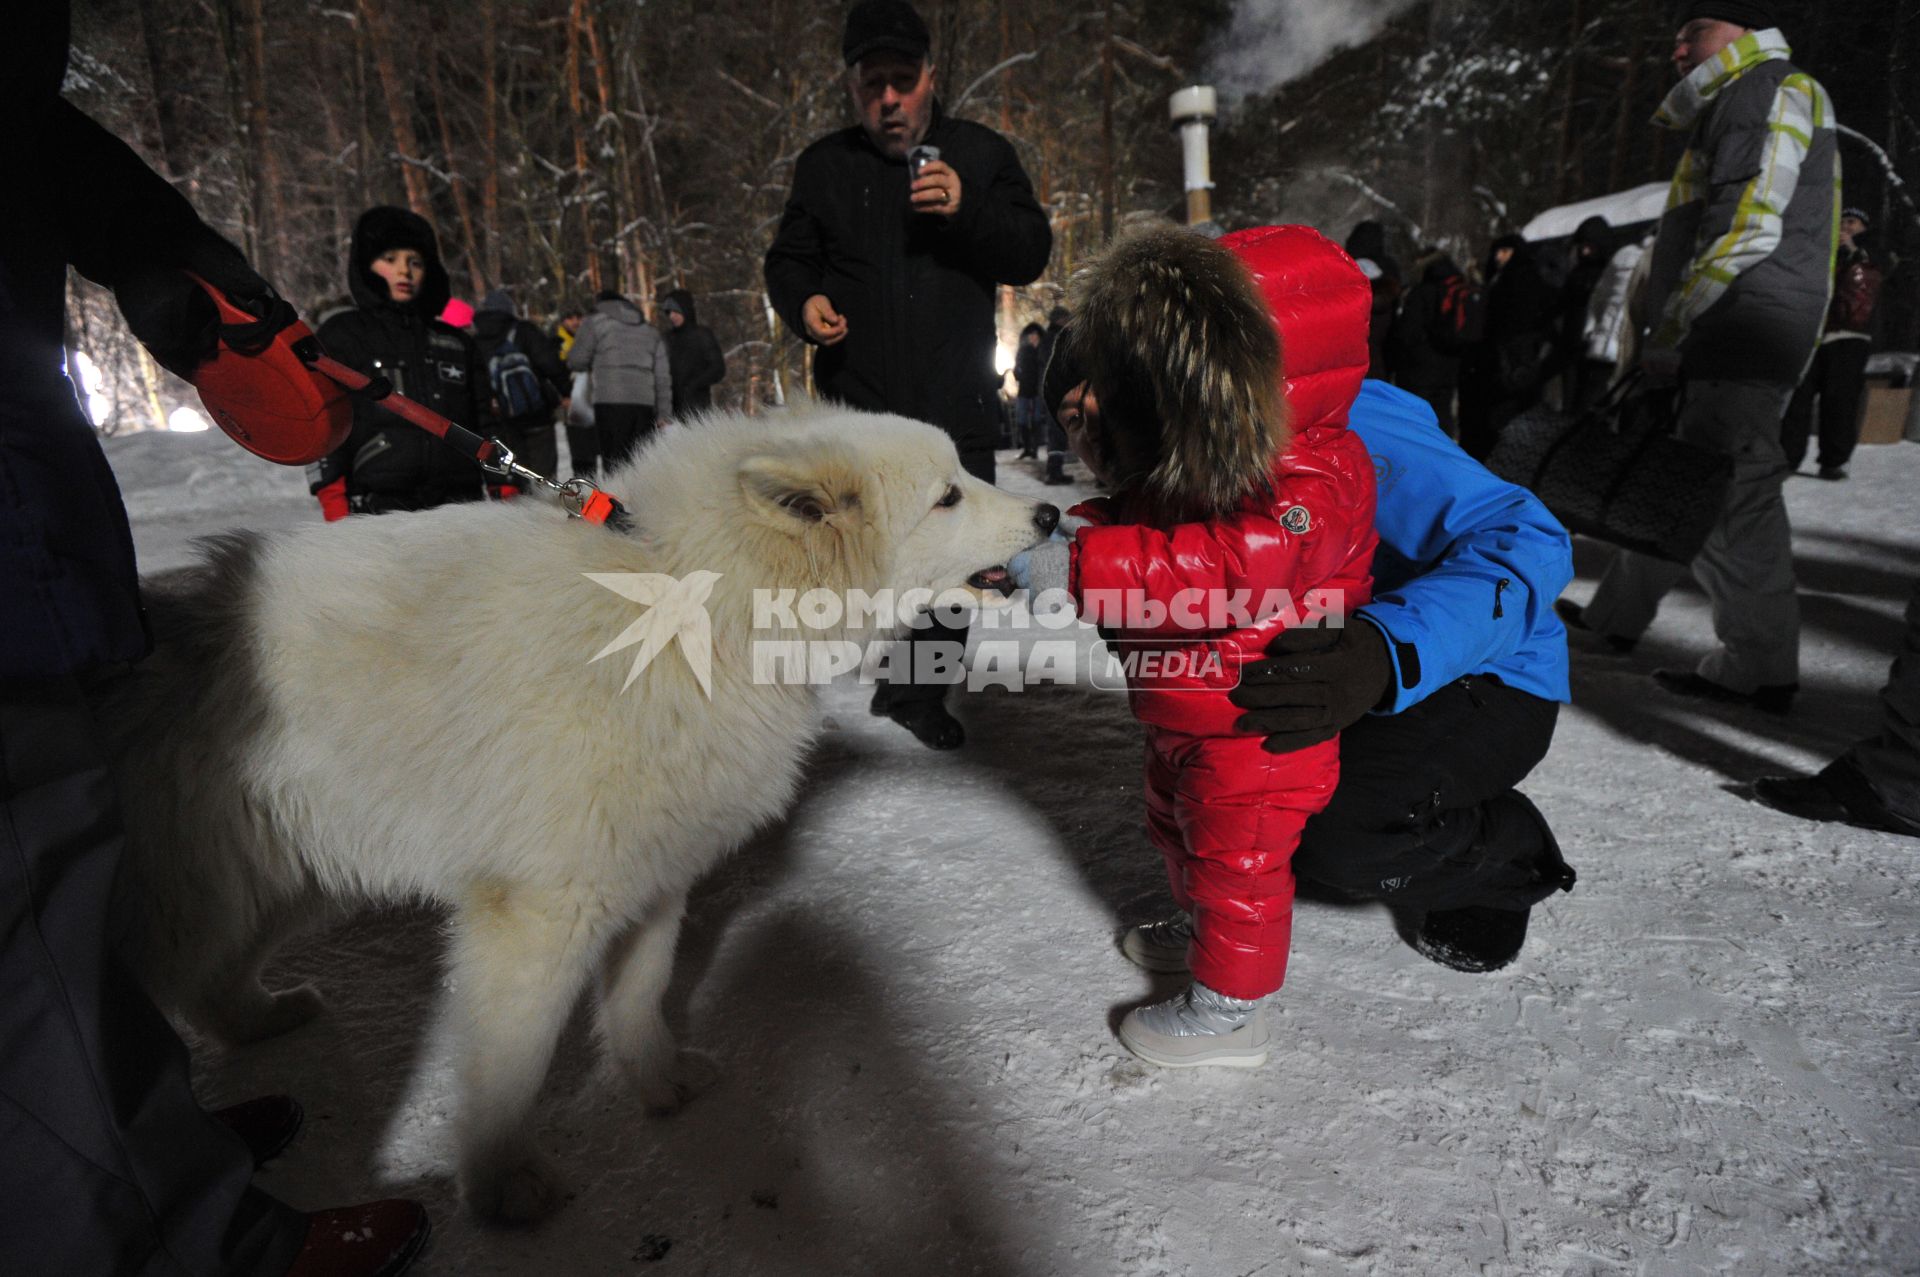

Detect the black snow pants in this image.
[0,677,305,1277]
[1292,675,1569,912]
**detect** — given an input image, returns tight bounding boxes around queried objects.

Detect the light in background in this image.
[65,349,114,425]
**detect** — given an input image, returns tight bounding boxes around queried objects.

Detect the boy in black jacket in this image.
[309,207,489,518]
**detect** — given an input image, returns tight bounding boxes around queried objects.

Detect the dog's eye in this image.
[936,484,963,508]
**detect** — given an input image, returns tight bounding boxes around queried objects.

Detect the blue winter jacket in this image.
[1348,380,1571,711]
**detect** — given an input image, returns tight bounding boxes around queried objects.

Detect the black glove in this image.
[115,231,294,378]
[1230,621,1394,753]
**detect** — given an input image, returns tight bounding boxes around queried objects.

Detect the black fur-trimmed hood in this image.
[1066,226,1286,521]
[346,205,451,316]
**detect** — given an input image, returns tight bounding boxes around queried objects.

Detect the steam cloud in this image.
[1205,0,1424,103]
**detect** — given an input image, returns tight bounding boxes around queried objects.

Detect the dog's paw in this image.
[634,1049,720,1116]
[462,1152,564,1225]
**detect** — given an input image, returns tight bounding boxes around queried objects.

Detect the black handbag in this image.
[1486,374,1734,565]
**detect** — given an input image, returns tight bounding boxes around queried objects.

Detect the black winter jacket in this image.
[311,208,487,511]
[2,2,232,675]
[1478,243,1560,396]
[660,289,726,416]
[1388,258,1474,394]
[764,105,1051,451]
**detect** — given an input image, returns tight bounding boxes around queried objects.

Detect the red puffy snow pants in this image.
[1142,728,1342,1000]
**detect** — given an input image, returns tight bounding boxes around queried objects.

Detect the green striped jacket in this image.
[1645,28,1841,384]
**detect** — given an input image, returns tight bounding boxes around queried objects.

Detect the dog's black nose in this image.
[1033,503,1061,535]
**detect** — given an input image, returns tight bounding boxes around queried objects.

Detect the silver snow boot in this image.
[1117,982,1269,1068]
[1119,910,1193,973]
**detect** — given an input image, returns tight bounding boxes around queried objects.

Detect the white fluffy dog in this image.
[101,407,1057,1221]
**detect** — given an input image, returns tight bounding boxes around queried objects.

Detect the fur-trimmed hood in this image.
[346,205,451,316]
[1219,225,1372,444]
[1067,226,1287,521]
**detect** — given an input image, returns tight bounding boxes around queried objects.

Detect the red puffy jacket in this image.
[1066,226,1378,734]
[1063,225,1378,1000]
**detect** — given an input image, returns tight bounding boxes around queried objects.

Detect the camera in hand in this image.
[908,145,940,180]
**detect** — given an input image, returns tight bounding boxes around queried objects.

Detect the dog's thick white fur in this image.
[101,406,1054,1221]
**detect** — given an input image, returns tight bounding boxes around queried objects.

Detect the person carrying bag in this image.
[1488,372,1733,566]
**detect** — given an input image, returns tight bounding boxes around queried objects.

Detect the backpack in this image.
[1828,252,1883,334]
[488,331,547,419]
[1432,276,1486,355]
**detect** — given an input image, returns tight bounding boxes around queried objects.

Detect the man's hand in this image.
[802,294,848,346]
[1229,622,1394,753]
[910,160,963,218]
[117,231,292,378]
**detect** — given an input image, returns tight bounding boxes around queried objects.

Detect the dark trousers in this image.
[1781,338,1870,471]
[873,447,997,709]
[565,423,601,481]
[0,678,304,1277]
[1292,676,1565,912]
[594,403,655,475]
[495,414,559,489]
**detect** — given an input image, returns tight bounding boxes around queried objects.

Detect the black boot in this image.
[1411,792,1575,973]
[1043,453,1070,485]
[212,1094,305,1167]
[1754,760,1920,837]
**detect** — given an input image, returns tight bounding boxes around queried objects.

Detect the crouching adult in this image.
[1229,378,1579,971]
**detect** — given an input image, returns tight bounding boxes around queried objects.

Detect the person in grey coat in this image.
[1559,2,1839,716]
[568,289,672,472]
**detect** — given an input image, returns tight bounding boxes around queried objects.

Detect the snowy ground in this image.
[107,424,1920,1276]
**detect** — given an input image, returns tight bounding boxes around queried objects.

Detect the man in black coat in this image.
[1387,250,1479,436]
[659,288,727,417]
[764,0,1052,749]
[1459,234,1559,460]
[1,4,429,1273]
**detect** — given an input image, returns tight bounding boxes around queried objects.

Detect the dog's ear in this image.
[737,454,861,530]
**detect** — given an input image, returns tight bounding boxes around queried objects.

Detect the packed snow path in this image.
[109,425,1919,1276]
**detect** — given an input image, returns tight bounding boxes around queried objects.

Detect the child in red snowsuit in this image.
[1016,226,1377,1067]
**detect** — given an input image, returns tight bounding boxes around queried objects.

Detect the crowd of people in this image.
[1353,206,1884,479]
[3,0,1914,1271]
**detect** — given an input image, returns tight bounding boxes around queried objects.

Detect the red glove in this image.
[316,478,350,522]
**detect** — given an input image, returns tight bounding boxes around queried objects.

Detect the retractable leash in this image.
[184,273,631,532]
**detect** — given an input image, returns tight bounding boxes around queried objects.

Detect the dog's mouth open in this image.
[965,565,1017,598]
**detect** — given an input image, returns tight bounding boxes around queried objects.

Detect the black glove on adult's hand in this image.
[116,232,293,378]
[1230,622,1394,753]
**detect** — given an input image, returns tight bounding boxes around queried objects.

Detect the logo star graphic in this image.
[584,571,722,696]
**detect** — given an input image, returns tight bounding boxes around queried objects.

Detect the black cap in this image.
[843,0,930,67]
[1670,1,1779,31]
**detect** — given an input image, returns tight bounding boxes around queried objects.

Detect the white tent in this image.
[1521,181,1670,241]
